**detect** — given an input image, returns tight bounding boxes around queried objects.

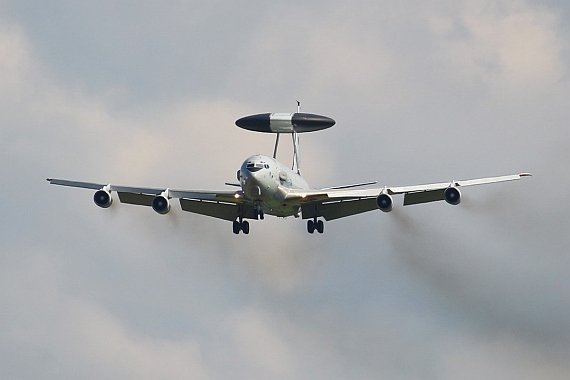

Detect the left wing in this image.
[46,178,255,221]
[286,173,531,221]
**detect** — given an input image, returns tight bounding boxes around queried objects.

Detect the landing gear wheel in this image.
[233,220,250,235]
[233,221,241,234]
[316,220,324,234]
[242,220,250,234]
[307,219,324,234]
[307,219,315,234]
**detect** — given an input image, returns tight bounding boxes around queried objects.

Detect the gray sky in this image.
[1,0,569,378]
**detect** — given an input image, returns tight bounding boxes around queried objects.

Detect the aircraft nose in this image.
[241,171,263,199]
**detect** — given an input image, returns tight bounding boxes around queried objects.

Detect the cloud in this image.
[0,248,210,379]
[429,1,566,94]
[1,0,570,378]
[438,331,570,379]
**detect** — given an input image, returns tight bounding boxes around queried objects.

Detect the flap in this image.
[403,189,445,206]
[302,198,377,221]
[117,192,154,206]
[179,199,256,221]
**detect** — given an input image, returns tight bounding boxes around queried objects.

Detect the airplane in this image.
[47,105,531,235]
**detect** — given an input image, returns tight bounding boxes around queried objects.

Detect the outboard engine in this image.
[152,195,170,215]
[444,187,461,205]
[94,189,113,208]
[376,193,393,212]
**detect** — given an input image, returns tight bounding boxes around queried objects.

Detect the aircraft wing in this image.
[46,178,255,221]
[286,173,531,221]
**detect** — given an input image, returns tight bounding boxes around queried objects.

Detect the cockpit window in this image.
[246,162,267,172]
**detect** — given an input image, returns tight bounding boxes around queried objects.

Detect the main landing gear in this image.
[253,207,264,220]
[307,218,324,234]
[233,216,324,235]
[234,207,263,234]
[233,219,249,234]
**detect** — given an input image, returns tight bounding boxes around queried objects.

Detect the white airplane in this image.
[47,106,531,235]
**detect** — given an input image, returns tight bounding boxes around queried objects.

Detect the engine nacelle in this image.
[444,187,461,205]
[376,193,393,212]
[94,189,113,208]
[152,195,171,215]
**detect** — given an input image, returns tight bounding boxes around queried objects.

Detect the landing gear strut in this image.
[307,218,324,234]
[253,207,264,220]
[233,219,250,234]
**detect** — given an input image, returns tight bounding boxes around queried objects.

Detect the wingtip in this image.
[520,173,532,177]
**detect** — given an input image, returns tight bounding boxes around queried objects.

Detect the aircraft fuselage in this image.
[239,154,309,218]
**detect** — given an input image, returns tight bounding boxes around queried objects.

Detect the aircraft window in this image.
[246,162,265,172]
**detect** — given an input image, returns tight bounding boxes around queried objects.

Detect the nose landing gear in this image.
[307,218,324,234]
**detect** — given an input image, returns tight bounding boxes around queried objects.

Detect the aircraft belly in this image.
[261,196,300,218]
[263,203,299,218]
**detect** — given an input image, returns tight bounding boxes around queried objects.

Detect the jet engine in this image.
[152,195,171,214]
[94,189,113,208]
[444,187,461,205]
[376,193,393,212]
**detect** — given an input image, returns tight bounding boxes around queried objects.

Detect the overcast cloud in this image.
[1,0,569,378]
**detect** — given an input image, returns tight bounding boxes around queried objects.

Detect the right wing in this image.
[283,173,531,221]
[46,178,256,221]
